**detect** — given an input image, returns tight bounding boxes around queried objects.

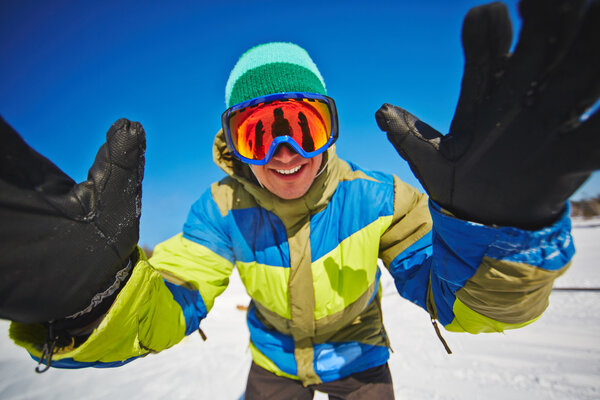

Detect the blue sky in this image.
[1,0,598,247]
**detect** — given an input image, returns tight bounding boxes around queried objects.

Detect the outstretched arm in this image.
[2,120,236,370]
[378,0,597,338]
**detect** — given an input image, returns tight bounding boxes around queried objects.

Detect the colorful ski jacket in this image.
[10,130,574,386]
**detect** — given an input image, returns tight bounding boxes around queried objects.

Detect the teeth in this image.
[276,165,302,175]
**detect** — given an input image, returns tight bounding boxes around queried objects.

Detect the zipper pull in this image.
[35,322,58,373]
[431,317,452,354]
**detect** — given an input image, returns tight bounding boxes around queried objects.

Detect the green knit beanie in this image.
[225,42,327,108]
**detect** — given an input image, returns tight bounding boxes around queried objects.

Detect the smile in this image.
[275,165,302,175]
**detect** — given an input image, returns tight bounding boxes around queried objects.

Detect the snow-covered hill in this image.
[1,219,598,399]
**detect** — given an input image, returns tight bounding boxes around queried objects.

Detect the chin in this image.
[272,184,311,200]
[276,190,308,200]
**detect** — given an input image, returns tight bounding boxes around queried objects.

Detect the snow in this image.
[1,219,599,399]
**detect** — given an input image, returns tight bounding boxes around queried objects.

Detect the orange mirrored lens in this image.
[228,98,332,160]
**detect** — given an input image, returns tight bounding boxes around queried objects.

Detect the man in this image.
[1,1,598,399]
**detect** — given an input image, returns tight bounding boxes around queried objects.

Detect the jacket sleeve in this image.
[379,176,574,333]
[9,187,235,368]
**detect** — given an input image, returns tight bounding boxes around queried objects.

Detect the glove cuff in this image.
[55,250,138,334]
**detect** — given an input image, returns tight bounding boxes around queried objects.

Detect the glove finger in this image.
[376,104,450,198]
[533,0,600,131]
[455,0,591,151]
[0,116,75,195]
[72,119,145,257]
[502,0,587,95]
[461,2,512,66]
[448,2,513,160]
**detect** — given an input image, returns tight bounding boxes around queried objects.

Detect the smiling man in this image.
[221,45,336,202]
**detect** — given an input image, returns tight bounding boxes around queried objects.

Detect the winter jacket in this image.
[10,130,574,386]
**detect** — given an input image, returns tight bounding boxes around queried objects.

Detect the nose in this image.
[272,143,299,163]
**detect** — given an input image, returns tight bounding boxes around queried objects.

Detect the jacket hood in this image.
[212,129,342,227]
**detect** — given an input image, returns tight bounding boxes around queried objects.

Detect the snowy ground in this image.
[1,218,599,399]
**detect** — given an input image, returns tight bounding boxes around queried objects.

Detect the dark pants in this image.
[244,362,395,400]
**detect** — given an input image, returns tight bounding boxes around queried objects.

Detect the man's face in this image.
[250,145,323,200]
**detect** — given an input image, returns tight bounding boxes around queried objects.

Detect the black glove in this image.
[375,0,600,229]
[0,117,145,325]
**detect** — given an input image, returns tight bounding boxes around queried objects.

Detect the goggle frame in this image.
[221,92,339,165]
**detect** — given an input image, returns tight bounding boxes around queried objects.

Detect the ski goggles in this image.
[221,92,338,165]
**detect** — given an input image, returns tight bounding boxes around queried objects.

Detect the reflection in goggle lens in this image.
[229,98,332,161]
